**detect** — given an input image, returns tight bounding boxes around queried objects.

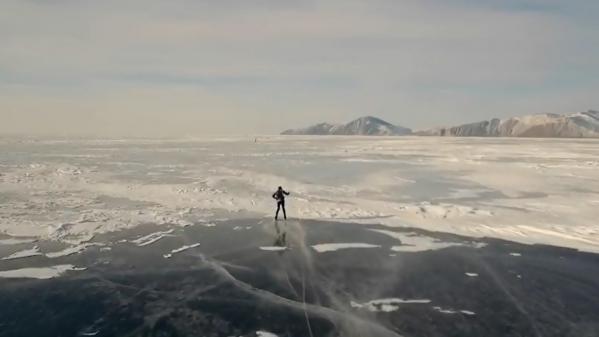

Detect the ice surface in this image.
[256,331,278,337]
[1,246,42,260]
[465,272,479,277]
[312,243,380,253]
[1,137,599,252]
[163,243,200,258]
[0,264,82,279]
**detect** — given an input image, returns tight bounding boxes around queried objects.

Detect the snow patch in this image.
[2,246,42,260]
[45,243,99,258]
[433,306,458,314]
[396,202,494,219]
[132,229,174,247]
[312,243,380,253]
[372,229,483,252]
[0,238,37,245]
[0,264,83,279]
[433,306,476,316]
[259,246,287,251]
[163,243,200,258]
[351,298,431,312]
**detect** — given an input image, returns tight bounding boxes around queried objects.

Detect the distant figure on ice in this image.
[272,186,290,220]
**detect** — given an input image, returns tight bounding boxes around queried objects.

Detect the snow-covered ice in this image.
[132,230,175,247]
[0,264,83,279]
[1,136,599,252]
[312,243,380,253]
[371,229,480,252]
[0,238,37,245]
[351,298,431,312]
[45,243,98,258]
[2,246,42,260]
[460,310,476,316]
[259,246,287,251]
[163,243,200,258]
[433,306,476,316]
[465,272,479,277]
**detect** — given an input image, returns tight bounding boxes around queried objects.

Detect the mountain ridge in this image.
[415,110,599,138]
[281,116,412,136]
[281,110,599,138]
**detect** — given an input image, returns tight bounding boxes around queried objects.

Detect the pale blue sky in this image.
[1,0,597,136]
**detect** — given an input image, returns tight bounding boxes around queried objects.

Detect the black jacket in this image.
[272,189,290,202]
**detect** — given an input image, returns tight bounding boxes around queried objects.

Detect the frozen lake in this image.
[1,136,598,252]
[1,136,599,336]
[1,219,598,337]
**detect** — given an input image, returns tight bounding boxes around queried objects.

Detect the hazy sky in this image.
[1,0,598,136]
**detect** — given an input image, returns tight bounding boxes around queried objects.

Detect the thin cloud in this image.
[1,0,597,135]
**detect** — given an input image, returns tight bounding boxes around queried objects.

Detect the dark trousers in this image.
[275,201,286,220]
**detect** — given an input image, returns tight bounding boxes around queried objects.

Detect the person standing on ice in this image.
[272,186,290,220]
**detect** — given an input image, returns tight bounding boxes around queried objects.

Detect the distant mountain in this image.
[282,116,412,136]
[416,110,599,138]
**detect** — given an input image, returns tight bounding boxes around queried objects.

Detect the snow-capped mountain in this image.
[282,116,412,136]
[416,110,599,138]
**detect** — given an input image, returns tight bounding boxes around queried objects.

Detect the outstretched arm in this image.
[284,190,290,196]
